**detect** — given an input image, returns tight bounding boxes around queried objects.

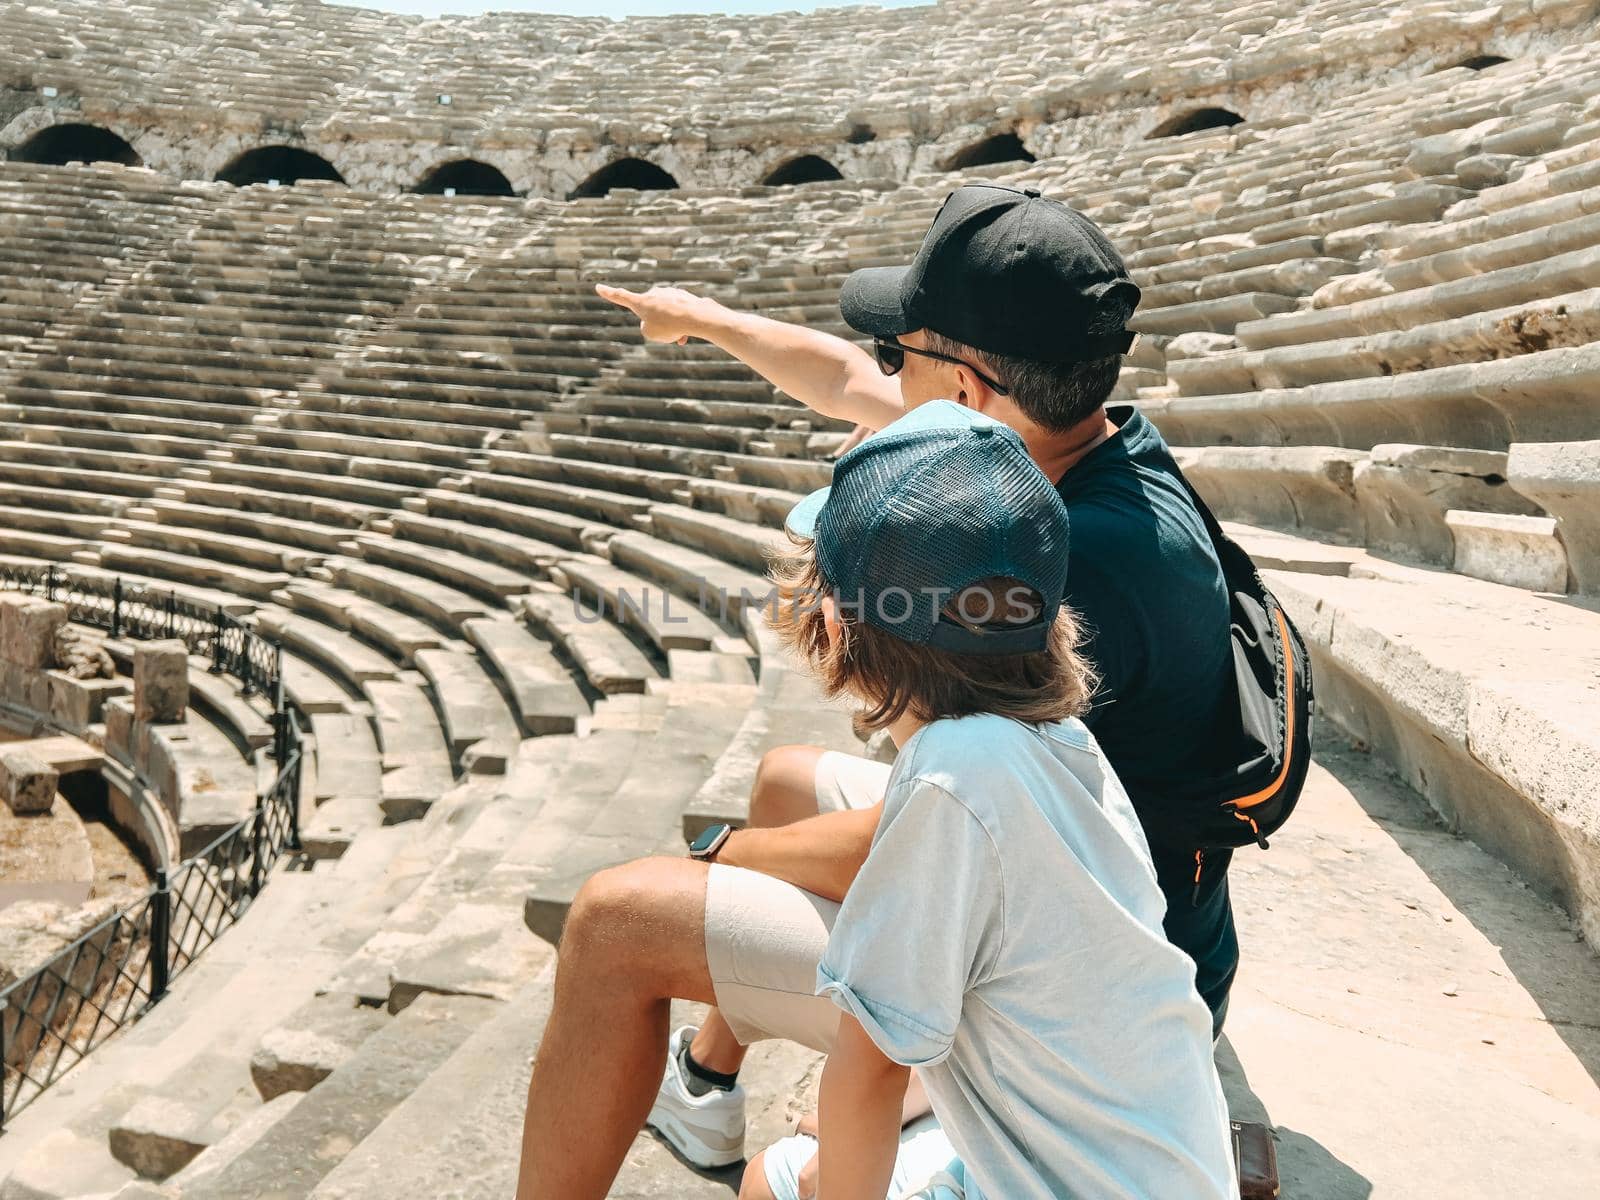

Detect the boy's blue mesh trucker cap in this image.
[838,183,1141,363]
[785,400,1071,656]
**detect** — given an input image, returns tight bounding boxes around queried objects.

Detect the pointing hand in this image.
[594,283,717,345]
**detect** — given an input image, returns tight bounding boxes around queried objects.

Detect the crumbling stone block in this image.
[49,671,131,729]
[0,746,58,815]
[0,595,67,669]
[133,640,189,723]
[251,1027,354,1100]
[53,623,116,679]
[1507,440,1600,595]
[1447,511,1571,593]
[109,1096,209,1179]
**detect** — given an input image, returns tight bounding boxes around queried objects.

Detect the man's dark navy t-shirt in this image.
[1054,405,1239,1027]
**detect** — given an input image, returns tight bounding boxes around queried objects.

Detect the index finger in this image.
[594,282,643,313]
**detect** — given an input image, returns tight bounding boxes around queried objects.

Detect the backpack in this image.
[1166,463,1316,897]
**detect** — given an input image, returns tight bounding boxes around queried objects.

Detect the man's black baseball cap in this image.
[839,183,1141,363]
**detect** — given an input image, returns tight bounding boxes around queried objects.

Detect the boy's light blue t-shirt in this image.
[816,713,1237,1200]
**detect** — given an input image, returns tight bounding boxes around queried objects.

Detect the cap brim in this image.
[838,265,916,337]
[785,485,831,539]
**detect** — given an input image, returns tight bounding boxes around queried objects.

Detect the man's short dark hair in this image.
[923,329,1123,432]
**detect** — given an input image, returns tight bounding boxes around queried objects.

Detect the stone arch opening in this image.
[12,123,140,167]
[569,157,679,199]
[942,132,1035,171]
[1146,107,1245,139]
[1450,54,1510,71]
[761,154,845,187]
[414,158,515,196]
[216,145,345,187]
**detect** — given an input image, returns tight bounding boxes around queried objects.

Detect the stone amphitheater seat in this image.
[546,430,831,493]
[181,662,276,754]
[461,616,591,736]
[127,498,356,555]
[1506,440,1600,594]
[323,557,495,633]
[274,581,445,666]
[519,590,660,696]
[366,678,457,822]
[251,608,401,690]
[352,532,532,606]
[1173,446,1367,542]
[102,518,322,576]
[520,679,756,946]
[1444,510,1571,592]
[1270,554,1600,945]
[280,649,360,719]
[1143,341,1600,451]
[383,511,570,586]
[471,456,661,525]
[1236,240,1600,354]
[102,694,258,858]
[0,502,113,541]
[411,648,520,775]
[1351,444,1542,565]
[94,544,292,603]
[169,477,379,532]
[552,556,726,654]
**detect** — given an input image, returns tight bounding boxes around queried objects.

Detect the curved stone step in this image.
[1507,439,1600,594]
[276,582,444,666]
[412,648,519,775]
[1268,551,1600,944]
[552,557,725,653]
[461,616,590,735]
[175,994,499,1200]
[324,558,494,634]
[518,590,659,695]
[521,692,752,946]
[363,680,456,823]
[252,610,400,691]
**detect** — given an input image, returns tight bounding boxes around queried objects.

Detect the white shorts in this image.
[704,751,891,1050]
[762,1115,967,1200]
[814,749,894,814]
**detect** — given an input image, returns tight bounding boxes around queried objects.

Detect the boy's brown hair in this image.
[767,537,1099,732]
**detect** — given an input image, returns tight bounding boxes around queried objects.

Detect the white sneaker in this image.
[645,1025,747,1168]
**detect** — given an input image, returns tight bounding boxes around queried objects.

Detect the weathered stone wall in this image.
[0,0,1594,196]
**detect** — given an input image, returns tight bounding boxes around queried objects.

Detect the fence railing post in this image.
[110,577,123,639]
[148,869,171,1008]
[250,795,265,898]
[210,606,225,675]
[166,591,176,641]
[44,564,57,603]
[1,997,9,1131]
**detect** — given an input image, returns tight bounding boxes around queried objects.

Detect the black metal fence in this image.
[0,563,303,1130]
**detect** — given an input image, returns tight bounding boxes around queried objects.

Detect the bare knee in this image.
[749,744,825,829]
[561,859,666,971]
[739,1151,777,1200]
[557,856,714,1002]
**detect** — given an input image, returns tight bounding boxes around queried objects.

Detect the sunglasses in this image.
[873,337,1011,396]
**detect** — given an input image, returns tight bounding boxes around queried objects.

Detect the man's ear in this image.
[957,366,997,413]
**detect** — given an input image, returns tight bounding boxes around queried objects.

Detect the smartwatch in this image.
[688,823,734,862]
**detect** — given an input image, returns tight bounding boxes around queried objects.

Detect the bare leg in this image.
[739,1150,779,1200]
[689,745,826,1075]
[516,857,718,1200]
